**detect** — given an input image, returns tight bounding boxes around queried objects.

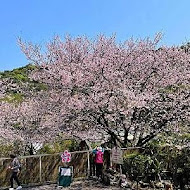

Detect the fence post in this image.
[87,151,90,178]
[110,149,113,167]
[39,155,42,182]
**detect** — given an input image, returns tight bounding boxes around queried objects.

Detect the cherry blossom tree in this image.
[0,91,64,154]
[16,34,190,147]
[0,66,60,145]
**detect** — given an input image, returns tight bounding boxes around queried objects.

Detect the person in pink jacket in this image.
[93,146,104,179]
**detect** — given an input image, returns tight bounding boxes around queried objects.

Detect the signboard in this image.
[61,150,71,163]
[58,166,72,187]
[111,147,123,164]
[60,167,72,176]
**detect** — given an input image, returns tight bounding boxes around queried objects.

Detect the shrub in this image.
[38,139,79,154]
[123,152,162,183]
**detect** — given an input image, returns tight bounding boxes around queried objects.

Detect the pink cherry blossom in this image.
[1,34,189,147]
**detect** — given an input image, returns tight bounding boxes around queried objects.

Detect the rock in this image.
[164,181,173,190]
[110,181,119,186]
[184,185,190,190]
[139,181,149,188]
[155,181,164,188]
[131,182,141,190]
[120,174,131,188]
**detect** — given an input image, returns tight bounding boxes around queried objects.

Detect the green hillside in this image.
[0,64,47,103]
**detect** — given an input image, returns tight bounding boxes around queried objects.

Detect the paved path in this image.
[24,180,123,190]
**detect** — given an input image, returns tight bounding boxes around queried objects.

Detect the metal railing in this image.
[0,147,139,189]
[0,150,91,189]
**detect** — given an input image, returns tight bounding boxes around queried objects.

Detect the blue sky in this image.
[1,0,190,71]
